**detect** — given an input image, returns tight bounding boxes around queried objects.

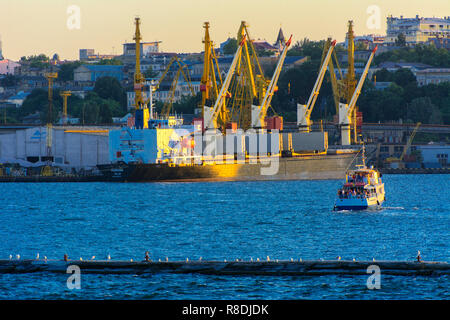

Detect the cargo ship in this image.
[98,153,359,183]
[100,122,361,182]
[98,18,362,183]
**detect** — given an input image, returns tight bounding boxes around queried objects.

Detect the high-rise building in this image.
[385,15,450,46]
[79,49,95,60]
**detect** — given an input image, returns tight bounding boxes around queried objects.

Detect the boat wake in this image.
[382,206,405,210]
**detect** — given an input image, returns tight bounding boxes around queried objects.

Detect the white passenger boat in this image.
[334,148,385,211]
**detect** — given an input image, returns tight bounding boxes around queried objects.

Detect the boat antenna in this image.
[362,143,366,167]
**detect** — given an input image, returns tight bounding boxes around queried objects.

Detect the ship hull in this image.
[98,153,358,182]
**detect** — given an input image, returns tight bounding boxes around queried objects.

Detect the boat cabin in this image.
[337,168,383,200]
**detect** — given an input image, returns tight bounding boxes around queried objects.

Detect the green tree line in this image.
[9,76,127,124]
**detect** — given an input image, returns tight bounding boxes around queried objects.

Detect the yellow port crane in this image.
[251,35,292,129]
[338,46,377,145]
[154,56,195,118]
[60,90,71,125]
[133,17,150,129]
[227,21,269,130]
[386,122,422,164]
[45,72,58,157]
[297,40,337,132]
[324,21,360,143]
[203,36,247,131]
[200,22,223,118]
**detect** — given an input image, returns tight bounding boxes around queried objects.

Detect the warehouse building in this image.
[0,127,110,169]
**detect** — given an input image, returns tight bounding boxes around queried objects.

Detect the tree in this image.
[407,97,442,124]
[395,33,407,47]
[374,43,450,67]
[20,54,50,68]
[99,103,113,124]
[58,61,82,82]
[223,38,238,55]
[93,76,127,112]
[143,66,158,79]
[94,59,123,65]
[287,38,325,60]
[171,93,201,114]
[392,68,417,87]
[0,74,18,87]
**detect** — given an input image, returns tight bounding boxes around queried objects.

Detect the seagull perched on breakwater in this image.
[9,255,12,260]
[267,256,270,262]
[36,253,39,260]
[416,250,422,262]
[16,254,20,260]
[107,254,111,260]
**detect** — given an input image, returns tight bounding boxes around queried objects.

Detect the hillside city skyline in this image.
[0,0,449,60]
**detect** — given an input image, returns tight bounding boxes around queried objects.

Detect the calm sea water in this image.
[0,174,448,299]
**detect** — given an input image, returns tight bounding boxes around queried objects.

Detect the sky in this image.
[0,0,449,61]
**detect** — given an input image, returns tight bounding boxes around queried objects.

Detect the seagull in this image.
[36,253,39,260]
[257,258,260,262]
[16,254,20,260]
[186,258,189,262]
[250,257,253,262]
[199,257,202,261]
[373,258,375,262]
[91,256,95,260]
[9,255,12,260]
[44,256,47,261]
[80,257,83,261]
[353,258,356,262]
[416,250,422,262]
[130,259,133,262]
[290,258,293,262]
[165,257,168,262]
[158,259,161,262]
[300,258,302,262]
[107,254,111,260]
[267,256,270,262]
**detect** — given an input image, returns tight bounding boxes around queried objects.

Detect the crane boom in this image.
[400,122,421,160]
[347,46,377,112]
[204,36,246,130]
[339,46,377,145]
[251,35,292,129]
[297,40,336,132]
